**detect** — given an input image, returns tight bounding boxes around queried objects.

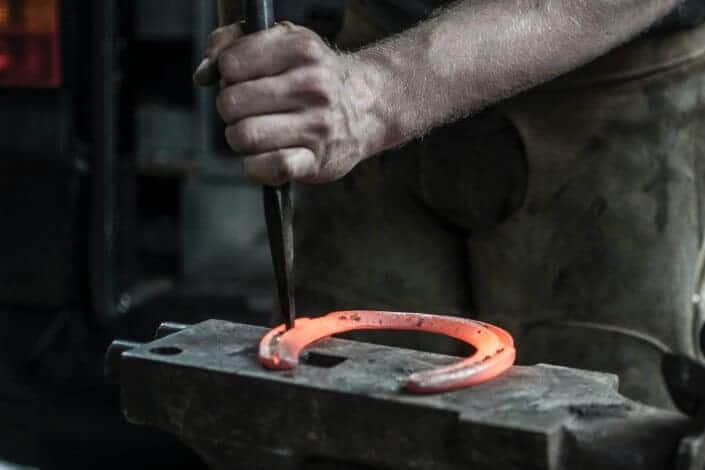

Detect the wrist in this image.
[352,31,444,154]
[342,50,404,159]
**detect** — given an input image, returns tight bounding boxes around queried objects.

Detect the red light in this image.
[0,0,61,88]
[0,40,9,71]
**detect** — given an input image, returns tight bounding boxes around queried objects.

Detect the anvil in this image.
[105,320,694,470]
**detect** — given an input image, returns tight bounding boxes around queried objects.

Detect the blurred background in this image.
[0,0,343,468]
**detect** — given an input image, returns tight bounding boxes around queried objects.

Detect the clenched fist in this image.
[194,22,390,186]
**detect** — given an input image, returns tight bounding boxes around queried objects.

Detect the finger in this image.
[218,22,324,84]
[207,23,244,61]
[193,23,244,86]
[217,67,332,123]
[225,112,328,154]
[193,57,221,87]
[242,148,318,186]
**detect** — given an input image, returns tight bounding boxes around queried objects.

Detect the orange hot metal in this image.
[258,310,516,394]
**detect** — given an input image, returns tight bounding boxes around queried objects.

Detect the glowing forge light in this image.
[0,40,9,71]
[258,310,516,394]
[0,0,61,88]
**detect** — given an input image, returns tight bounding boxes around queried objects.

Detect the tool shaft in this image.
[243,0,275,33]
[218,0,295,329]
[263,184,295,329]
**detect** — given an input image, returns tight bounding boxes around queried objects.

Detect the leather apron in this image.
[473,26,705,408]
[294,2,705,408]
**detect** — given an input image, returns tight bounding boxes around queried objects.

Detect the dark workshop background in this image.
[0,1,343,468]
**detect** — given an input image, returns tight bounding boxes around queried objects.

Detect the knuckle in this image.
[305,73,334,104]
[277,21,298,33]
[228,121,260,151]
[294,68,334,105]
[208,24,243,53]
[207,27,227,50]
[216,89,236,121]
[292,34,323,63]
[308,113,332,139]
[296,25,319,39]
[218,50,241,82]
[274,152,295,182]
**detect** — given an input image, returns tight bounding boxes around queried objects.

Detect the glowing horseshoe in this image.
[258,310,516,394]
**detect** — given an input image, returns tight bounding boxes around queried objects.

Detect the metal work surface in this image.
[111,320,689,470]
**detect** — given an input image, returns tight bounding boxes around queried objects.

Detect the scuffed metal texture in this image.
[114,320,688,470]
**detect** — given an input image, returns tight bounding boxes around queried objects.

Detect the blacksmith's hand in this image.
[194,22,388,186]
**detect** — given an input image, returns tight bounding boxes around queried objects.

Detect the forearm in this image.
[195,0,680,185]
[354,0,681,153]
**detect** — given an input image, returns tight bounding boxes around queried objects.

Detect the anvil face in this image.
[113,320,686,470]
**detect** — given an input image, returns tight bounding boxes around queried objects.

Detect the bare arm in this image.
[359,0,680,150]
[196,0,679,185]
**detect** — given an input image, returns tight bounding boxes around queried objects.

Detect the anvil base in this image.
[107,320,688,470]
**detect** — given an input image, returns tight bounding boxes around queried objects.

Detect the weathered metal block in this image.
[113,320,688,470]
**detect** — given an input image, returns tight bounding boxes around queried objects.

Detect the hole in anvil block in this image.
[150,346,183,356]
[301,351,347,368]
